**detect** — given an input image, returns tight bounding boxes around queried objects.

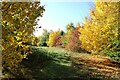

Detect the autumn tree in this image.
[62,23,75,48]
[53,30,64,47]
[66,23,82,52]
[79,1,119,58]
[2,2,45,77]
[47,29,63,47]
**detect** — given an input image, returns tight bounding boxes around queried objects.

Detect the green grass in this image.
[21,47,82,79]
[21,47,120,80]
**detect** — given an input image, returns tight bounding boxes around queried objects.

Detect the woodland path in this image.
[23,47,120,80]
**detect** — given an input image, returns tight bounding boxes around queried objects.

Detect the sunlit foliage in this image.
[53,36,62,47]
[66,23,82,52]
[2,2,45,77]
[47,30,61,47]
[62,23,75,48]
[79,1,119,55]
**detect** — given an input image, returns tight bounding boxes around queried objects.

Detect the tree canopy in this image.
[2,2,45,77]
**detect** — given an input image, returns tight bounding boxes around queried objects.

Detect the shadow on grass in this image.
[21,47,104,80]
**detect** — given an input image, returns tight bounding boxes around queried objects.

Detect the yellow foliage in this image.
[79,2,119,54]
[2,2,45,76]
[48,31,60,47]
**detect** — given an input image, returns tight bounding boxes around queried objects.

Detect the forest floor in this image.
[22,47,120,80]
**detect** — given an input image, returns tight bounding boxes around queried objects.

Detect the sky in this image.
[34,1,95,36]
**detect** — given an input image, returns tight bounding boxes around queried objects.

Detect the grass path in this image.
[23,47,120,80]
[27,47,80,79]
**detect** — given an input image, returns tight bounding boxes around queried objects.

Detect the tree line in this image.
[37,1,120,62]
